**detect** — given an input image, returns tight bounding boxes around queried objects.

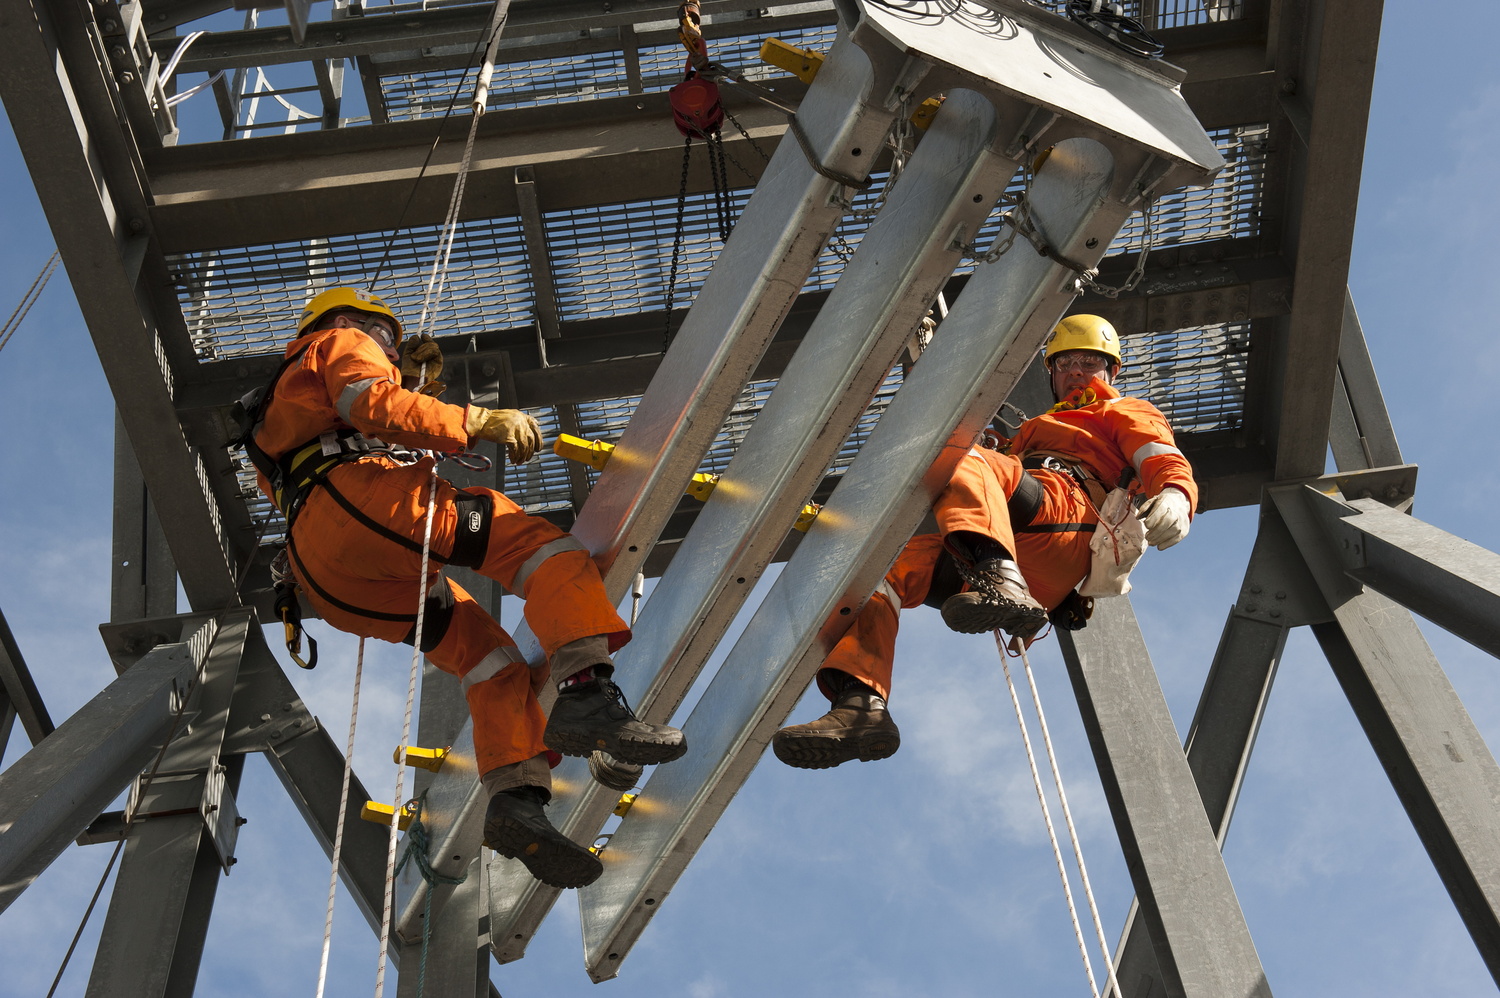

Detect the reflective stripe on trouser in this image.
[821,452,1098,702]
[286,456,630,772]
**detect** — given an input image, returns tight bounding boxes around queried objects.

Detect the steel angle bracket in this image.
[843,0,1224,202]
[578,138,1133,982]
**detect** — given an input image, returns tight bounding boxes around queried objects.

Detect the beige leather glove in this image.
[399,333,443,383]
[1137,486,1192,550]
[465,407,542,465]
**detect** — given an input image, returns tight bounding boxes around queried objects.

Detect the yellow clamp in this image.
[554,434,614,471]
[361,799,417,831]
[758,39,943,129]
[794,503,821,533]
[393,745,450,773]
[613,793,639,818]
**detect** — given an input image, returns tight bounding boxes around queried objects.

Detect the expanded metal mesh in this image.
[1116,321,1250,434]
[168,217,533,361]
[1030,0,1242,27]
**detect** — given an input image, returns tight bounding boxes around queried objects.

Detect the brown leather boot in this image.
[940,556,1047,638]
[772,674,900,770]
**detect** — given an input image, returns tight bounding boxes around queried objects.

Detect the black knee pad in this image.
[403,576,455,652]
[448,490,494,569]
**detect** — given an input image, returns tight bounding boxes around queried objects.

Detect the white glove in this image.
[1137,487,1192,550]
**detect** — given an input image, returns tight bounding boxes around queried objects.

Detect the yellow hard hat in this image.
[1043,314,1121,367]
[297,286,402,339]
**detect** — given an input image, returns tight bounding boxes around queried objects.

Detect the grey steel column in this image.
[0,623,206,914]
[1057,597,1273,998]
[1275,484,1500,983]
[578,136,1131,981]
[0,605,53,755]
[1110,513,1330,996]
[86,613,251,998]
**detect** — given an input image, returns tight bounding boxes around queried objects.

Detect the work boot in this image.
[544,676,687,765]
[587,750,643,792]
[483,786,602,889]
[772,674,900,770]
[940,557,1048,638]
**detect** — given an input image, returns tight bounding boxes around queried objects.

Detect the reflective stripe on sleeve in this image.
[512,536,588,592]
[336,376,387,423]
[461,645,528,693]
[875,579,901,615]
[1131,440,1184,469]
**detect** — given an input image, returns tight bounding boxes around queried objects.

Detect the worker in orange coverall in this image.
[772,314,1197,769]
[249,286,685,888]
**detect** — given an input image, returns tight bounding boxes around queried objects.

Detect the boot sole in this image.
[771,727,901,770]
[588,750,644,792]
[941,594,1047,636]
[485,813,603,889]
[544,725,688,766]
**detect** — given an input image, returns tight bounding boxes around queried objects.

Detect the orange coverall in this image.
[821,376,1197,700]
[254,325,629,776]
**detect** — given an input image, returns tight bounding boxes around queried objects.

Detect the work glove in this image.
[1137,486,1192,551]
[399,333,443,382]
[465,406,542,465]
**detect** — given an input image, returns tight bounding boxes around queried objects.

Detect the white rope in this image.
[413,0,512,340]
[994,631,1100,998]
[1012,636,1124,998]
[374,469,441,997]
[315,637,366,998]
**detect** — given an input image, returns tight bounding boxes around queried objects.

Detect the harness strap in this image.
[315,471,455,566]
[285,535,457,652]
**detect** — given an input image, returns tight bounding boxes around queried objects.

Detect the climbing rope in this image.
[314,637,366,998]
[997,632,1122,998]
[372,469,441,998]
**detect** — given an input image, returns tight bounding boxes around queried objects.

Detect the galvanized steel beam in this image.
[86,613,251,998]
[401,30,899,947]
[0,618,215,915]
[578,133,1134,980]
[1296,484,1500,662]
[1272,482,1500,984]
[0,607,53,752]
[1058,596,1273,998]
[1328,289,1403,472]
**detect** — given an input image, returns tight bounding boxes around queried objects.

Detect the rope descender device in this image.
[272,567,318,670]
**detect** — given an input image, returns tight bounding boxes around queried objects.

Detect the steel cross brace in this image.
[1272,479,1500,984]
[0,616,220,917]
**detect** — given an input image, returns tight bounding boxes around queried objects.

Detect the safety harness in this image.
[230,341,496,658]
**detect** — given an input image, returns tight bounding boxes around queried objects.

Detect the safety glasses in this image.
[1050,351,1112,374]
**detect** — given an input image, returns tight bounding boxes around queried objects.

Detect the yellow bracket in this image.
[554,433,615,471]
[613,792,639,818]
[361,800,416,831]
[686,473,719,501]
[759,38,823,83]
[558,434,817,530]
[393,745,450,772]
[793,503,821,533]
[759,39,942,129]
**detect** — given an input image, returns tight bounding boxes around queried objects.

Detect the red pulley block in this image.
[668,68,723,137]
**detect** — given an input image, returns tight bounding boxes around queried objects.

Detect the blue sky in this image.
[2,1,1499,995]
